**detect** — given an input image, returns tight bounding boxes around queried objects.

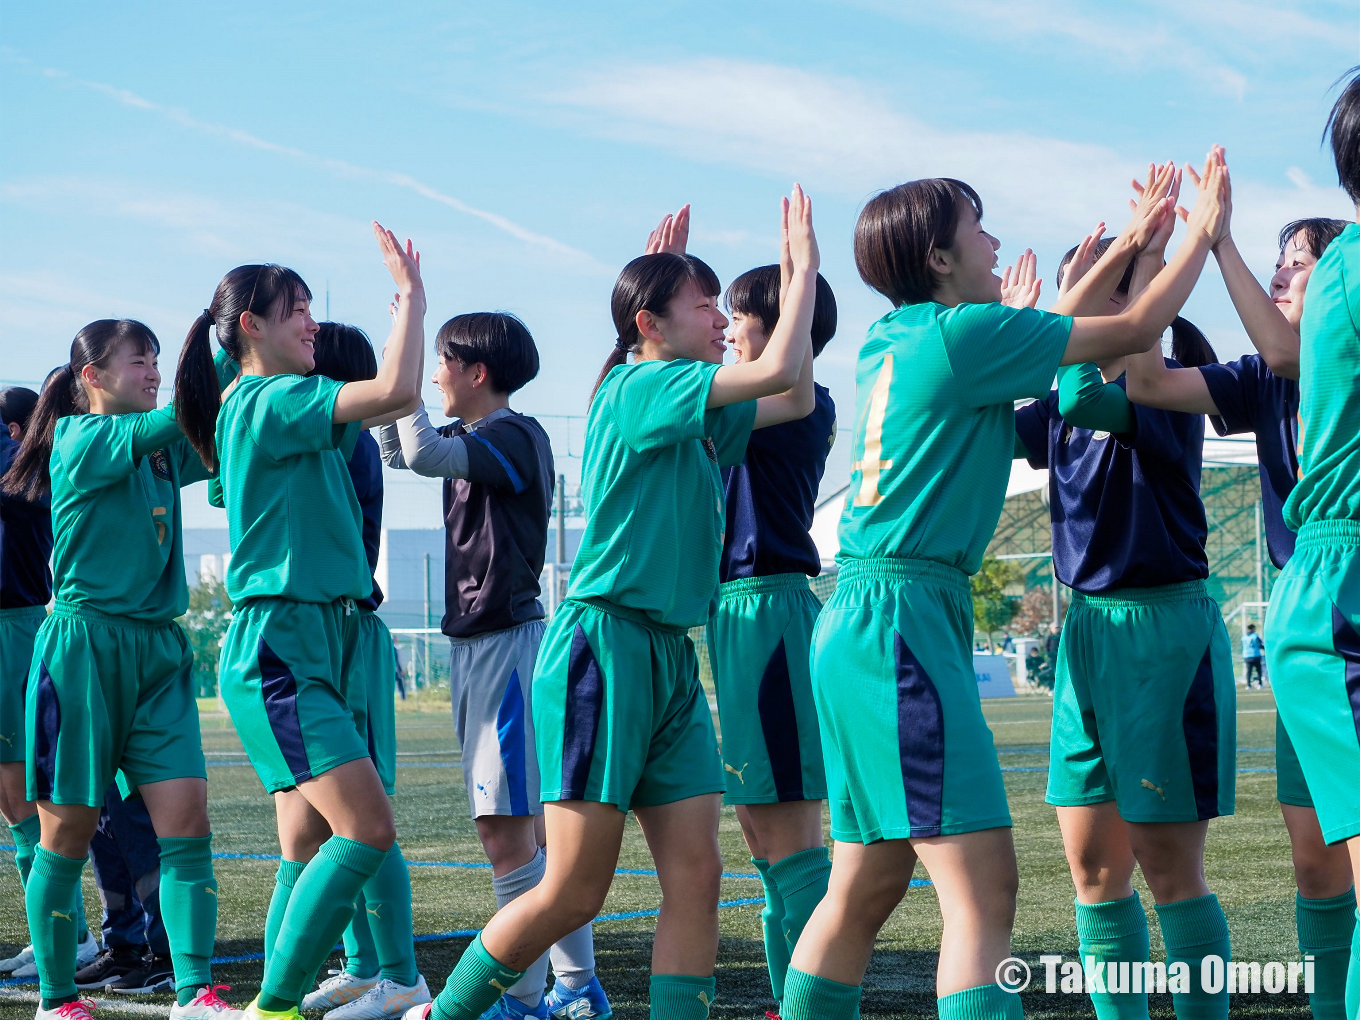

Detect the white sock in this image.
[548,921,596,990]
[491,846,549,1006]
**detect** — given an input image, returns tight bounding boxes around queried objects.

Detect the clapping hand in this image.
[1001,249,1042,308]
[1058,223,1106,297]
[644,204,690,255]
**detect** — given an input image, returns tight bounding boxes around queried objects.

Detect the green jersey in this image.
[49,405,209,621]
[1285,222,1360,530]
[216,373,368,604]
[567,358,756,628]
[837,301,1070,573]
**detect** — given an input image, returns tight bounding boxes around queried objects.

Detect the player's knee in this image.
[1292,845,1354,899]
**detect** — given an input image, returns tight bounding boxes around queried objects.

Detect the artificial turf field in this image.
[0,687,1314,1019]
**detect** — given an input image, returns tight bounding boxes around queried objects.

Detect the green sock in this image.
[752,858,789,1004]
[649,974,717,1019]
[769,848,831,971]
[1075,892,1150,1020]
[1154,894,1230,1020]
[430,934,525,1020]
[11,813,41,889]
[158,835,218,1005]
[343,889,380,979]
[364,843,418,986]
[26,845,85,1003]
[1343,910,1360,1020]
[259,837,386,1009]
[937,983,1025,1020]
[264,859,306,971]
[1297,889,1355,1020]
[781,966,861,1020]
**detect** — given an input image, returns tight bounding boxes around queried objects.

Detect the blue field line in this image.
[1003,767,1277,774]
[996,747,1277,756]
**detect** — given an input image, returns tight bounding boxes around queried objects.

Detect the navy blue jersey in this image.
[719,384,836,582]
[1199,354,1298,568]
[0,431,54,609]
[440,410,554,638]
[1015,375,1208,594]
[347,430,385,611]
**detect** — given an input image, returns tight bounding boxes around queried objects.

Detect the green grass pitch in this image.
[0,689,1313,1018]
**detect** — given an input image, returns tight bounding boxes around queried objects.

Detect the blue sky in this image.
[3,0,1359,504]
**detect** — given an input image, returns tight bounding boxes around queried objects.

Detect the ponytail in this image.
[1169,317,1216,369]
[175,311,223,472]
[174,263,313,472]
[591,252,721,406]
[2,319,159,501]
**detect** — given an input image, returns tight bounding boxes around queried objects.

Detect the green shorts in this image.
[810,558,1012,844]
[1267,522,1360,843]
[1,606,45,764]
[708,573,826,805]
[357,610,397,795]
[1046,581,1236,823]
[219,596,369,795]
[1276,713,1312,808]
[25,603,205,807]
[533,597,724,811]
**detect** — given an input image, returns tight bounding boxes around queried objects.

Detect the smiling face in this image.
[82,339,161,415]
[1270,231,1319,331]
[726,309,769,364]
[638,278,729,364]
[935,203,1003,304]
[244,290,320,375]
[431,351,486,418]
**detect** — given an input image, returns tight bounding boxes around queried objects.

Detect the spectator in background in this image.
[1242,623,1266,688]
[1001,631,1015,653]
[1045,621,1062,663]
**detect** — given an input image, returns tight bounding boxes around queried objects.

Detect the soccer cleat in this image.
[303,971,380,1011]
[400,1006,432,1020]
[476,994,549,1019]
[33,999,96,1020]
[243,1000,301,1020]
[0,943,35,973]
[544,977,612,1020]
[16,930,99,979]
[170,987,247,1020]
[74,944,146,990]
[323,976,431,1019]
[765,1013,782,1020]
[107,951,174,994]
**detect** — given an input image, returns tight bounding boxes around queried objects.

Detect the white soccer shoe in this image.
[33,998,96,1020]
[325,977,431,1019]
[302,970,380,1011]
[0,943,35,973]
[168,986,247,1019]
[400,1003,434,1020]
[14,931,98,979]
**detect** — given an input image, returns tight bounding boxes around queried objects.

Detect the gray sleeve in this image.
[377,422,407,468]
[397,405,470,479]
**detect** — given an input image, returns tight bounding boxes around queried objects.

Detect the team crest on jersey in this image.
[702,437,718,462]
[1091,431,1111,441]
[148,449,172,480]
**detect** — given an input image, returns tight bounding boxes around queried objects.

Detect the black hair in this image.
[2,320,160,500]
[0,387,39,430]
[1325,66,1360,205]
[1277,217,1349,259]
[310,322,377,384]
[724,265,839,357]
[174,264,312,472]
[435,312,540,395]
[1247,623,1257,631]
[854,178,983,306]
[1056,237,1216,369]
[594,252,721,403]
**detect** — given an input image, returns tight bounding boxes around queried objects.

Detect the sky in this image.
[3,0,1360,515]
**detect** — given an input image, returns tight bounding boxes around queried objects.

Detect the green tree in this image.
[971,557,1020,652]
[178,574,233,697]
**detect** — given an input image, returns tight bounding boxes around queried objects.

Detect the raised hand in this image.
[1000,249,1042,308]
[373,221,424,305]
[644,204,690,255]
[1179,146,1232,248]
[1181,151,1230,247]
[1124,162,1179,253]
[786,184,819,275]
[1058,223,1106,297]
[779,196,794,310]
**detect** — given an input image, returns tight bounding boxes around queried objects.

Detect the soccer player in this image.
[1242,625,1266,688]
[1121,154,1354,1020]
[172,223,426,1020]
[379,310,609,1020]
[290,322,430,1019]
[0,385,99,981]
[645,203,840,1014]
[781,160,1226,1020]
[406,185,819,1020]
[1014,174,1236,1020]
[2,321,239,1020]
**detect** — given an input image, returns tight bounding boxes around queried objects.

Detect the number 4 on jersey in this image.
[852,353,894,507]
